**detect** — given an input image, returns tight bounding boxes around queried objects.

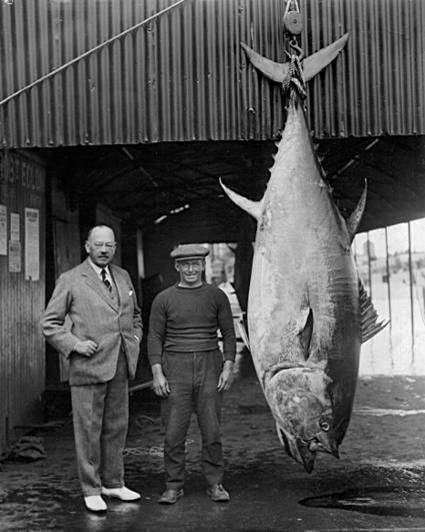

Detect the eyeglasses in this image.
[93,242,116,249]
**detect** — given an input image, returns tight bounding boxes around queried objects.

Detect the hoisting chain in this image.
[282,39,306,100]
[282,0,306,100]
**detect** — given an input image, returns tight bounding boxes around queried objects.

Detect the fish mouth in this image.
[308,432,340,459]
[276,425,339,473]
[277,425,316,473]
[266,364,339,472]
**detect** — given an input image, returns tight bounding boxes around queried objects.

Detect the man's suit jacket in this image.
[42,258,143,385]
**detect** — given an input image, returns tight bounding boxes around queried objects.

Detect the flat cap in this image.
[170,244,209,261]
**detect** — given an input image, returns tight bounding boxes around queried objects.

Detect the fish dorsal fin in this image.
[240,33,349,84]
[220,179,262,221]
[297,306,313,360]
[346,181,367,243]
[359,278,390,343]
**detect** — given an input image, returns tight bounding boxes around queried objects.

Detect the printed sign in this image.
[25,208,39,281]
[0,204,6,255]
[9,240,21,272]
[10,212,20,241]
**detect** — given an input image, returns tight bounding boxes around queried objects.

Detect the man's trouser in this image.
[161,349,224,490]
[70,350,128,496]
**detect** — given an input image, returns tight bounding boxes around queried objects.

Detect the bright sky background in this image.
[355,218,425,257]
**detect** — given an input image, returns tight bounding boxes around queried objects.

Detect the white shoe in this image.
[101,486,141,501]
[84,495,107,512]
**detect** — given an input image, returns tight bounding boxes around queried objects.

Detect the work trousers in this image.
[70,350,129,496]
[161,349,224,490]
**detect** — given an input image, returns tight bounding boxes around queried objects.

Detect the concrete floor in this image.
[2,354,425,531]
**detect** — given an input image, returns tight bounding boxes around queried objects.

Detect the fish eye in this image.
[319,418,331,432]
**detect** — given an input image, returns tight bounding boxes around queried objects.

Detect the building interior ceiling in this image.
[39,134,425,235]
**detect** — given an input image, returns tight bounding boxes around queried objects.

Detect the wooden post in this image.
[233,218,255,314]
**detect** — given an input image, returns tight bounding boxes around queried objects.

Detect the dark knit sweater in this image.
[147,283,236,365]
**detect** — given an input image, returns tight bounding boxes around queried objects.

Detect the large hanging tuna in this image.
[222,35,387,472]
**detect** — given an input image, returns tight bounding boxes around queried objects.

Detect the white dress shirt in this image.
[88,258,113,285]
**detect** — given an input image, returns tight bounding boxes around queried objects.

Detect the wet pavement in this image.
[2,353,425,531]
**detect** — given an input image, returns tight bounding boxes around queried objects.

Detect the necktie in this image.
[101,268,112,292]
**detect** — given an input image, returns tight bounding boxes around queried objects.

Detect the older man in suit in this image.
[42,224,142,512]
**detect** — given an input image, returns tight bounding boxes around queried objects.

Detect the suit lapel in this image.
[80,259,119,312]
[110,265,126,309]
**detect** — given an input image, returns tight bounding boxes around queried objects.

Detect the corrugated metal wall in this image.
[0,0,423,147]
[0,150,45,453]
[303,0,425,137]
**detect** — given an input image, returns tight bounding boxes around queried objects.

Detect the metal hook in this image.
[289,37,304,61]
[284,0,300,17]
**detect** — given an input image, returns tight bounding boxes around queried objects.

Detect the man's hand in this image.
[74,340,98,357]
[217,360,234,392]
[152,364,170,397]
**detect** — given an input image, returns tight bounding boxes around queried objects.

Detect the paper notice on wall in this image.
[9,240,21,273]
[25,208,40,281]
[10,212,20,241]
[0,205,7,255]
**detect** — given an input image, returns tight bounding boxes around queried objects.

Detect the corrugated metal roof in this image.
[0,0,424,148]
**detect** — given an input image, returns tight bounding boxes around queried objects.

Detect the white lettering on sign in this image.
[0,152,43,192]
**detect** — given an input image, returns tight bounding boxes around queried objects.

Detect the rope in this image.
[282,53,306,100]
[0,0,187,107]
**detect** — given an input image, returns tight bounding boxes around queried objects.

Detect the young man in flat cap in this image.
[148,244,236,504]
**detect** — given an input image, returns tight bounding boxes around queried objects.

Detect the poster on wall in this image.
[25,208,40,281]
[0,204,7,255]
[9,240,21,273]
[10,212,20,242]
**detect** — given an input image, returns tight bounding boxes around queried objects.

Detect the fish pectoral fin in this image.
[297,307,313,360]
[219,179,262,221]
[358,277,390,343]
[346,180,367,243]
